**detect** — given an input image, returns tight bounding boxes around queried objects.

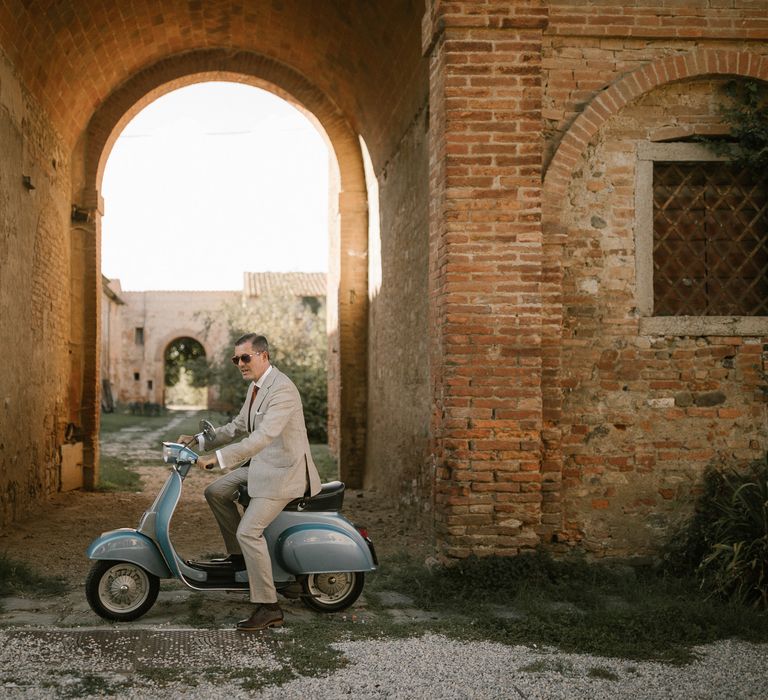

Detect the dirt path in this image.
[0,414,428,586]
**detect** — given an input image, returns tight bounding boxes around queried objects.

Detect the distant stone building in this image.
[100,272,326,411]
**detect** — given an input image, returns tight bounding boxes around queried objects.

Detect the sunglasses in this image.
[231,352,262,365]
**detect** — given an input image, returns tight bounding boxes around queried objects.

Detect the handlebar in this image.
[166,421,216,469]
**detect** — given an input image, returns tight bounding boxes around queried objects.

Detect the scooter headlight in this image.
[162,442,181,464]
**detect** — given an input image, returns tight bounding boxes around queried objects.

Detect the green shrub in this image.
[709,79,768,170]
[202,293,328,443]
[697,462,768,609]
[666,459,768,609]
[0,553,68,596]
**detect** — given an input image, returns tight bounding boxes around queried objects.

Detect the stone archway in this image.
[163,336,207,409]
[74,50,370,488]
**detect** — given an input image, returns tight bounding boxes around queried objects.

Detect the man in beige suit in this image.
[184,333,321,631]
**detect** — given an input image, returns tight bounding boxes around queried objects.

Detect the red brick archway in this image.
[540,47,768,543]
[544,48,768,215]
[75,49,370,488]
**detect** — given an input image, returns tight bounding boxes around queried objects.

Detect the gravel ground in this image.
[290,635,768,700]
[0,630,766,699]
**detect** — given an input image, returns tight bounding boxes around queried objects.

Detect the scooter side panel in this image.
[86,528,173,578]
[276,523,377,574]
[151,471,184,578]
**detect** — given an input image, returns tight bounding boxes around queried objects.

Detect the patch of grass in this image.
[310,444,338,482]
[100,408,229,441]
[56,673,124,698]
[137,668,195,687]
[239,668,297,692]
[99,411,172,434]
[139,664,294,693]
[0,552,68,597]
[367,549,768,664]
[97,410,229,491]
[97,454,142,492]
[272,620,352,676]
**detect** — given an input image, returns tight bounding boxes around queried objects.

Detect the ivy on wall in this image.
[705,79,768,168]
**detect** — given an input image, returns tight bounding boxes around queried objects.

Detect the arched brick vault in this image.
[76,48,374,487]
[539,47,768,540]
[0,0,426,167]
[77,50,368,207]
[0,0,427,509]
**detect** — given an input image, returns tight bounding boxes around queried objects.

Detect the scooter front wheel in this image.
[301,571,364,612]
[85,560,160,622]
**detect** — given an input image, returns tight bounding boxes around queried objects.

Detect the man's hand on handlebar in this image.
[197,454,219,471]
[178,434,195,444]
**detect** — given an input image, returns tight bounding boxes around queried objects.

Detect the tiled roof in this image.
[244,272,326,298]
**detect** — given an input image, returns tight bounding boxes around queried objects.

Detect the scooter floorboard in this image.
[184,564,250,589]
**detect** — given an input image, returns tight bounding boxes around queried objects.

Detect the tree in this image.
[203,292,328,443]
[704,79,768,169]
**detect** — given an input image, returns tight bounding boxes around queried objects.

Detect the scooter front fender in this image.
[277,524,376,574]
[86,528,173,579]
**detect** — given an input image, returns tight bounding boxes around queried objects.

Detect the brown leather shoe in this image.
[236,604,284,631]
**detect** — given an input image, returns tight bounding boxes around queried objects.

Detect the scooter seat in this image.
[237,480,346,512]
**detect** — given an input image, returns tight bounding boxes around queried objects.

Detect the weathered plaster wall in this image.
[0,50,72,526]
[109,290,239,407]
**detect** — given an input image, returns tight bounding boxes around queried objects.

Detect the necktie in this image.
[248,386,259,430]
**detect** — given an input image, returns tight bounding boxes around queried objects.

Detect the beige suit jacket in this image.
[208,367,321,500]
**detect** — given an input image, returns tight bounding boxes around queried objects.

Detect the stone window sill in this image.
[639,316,768,337]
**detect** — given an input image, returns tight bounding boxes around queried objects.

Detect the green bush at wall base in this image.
[664,457,768,609]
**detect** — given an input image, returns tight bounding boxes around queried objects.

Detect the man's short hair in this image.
[235,333,269,355]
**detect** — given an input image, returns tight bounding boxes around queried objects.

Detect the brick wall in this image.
[0,50,71,526]
[547,76,768,557]
[424,0,548,558]
[539,10,768,557]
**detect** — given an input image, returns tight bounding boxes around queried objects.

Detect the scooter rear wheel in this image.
[301,571,364,612]
[86,560,160,622]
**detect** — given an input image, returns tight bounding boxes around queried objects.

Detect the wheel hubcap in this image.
[309,573,353,602]
[99,565,149,612]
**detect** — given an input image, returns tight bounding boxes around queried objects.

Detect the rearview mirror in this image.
[199,419,216,445]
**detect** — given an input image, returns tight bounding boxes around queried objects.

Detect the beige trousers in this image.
[204,466,292,603]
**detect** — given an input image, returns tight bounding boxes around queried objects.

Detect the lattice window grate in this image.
[653,161,768,316]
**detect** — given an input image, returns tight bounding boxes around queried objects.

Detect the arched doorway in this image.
[75,50,370,488]
[164,337,207,409]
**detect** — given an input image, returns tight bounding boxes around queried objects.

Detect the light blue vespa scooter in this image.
[85,421,377,622]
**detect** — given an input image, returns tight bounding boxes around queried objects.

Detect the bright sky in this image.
[101,82,330,291]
